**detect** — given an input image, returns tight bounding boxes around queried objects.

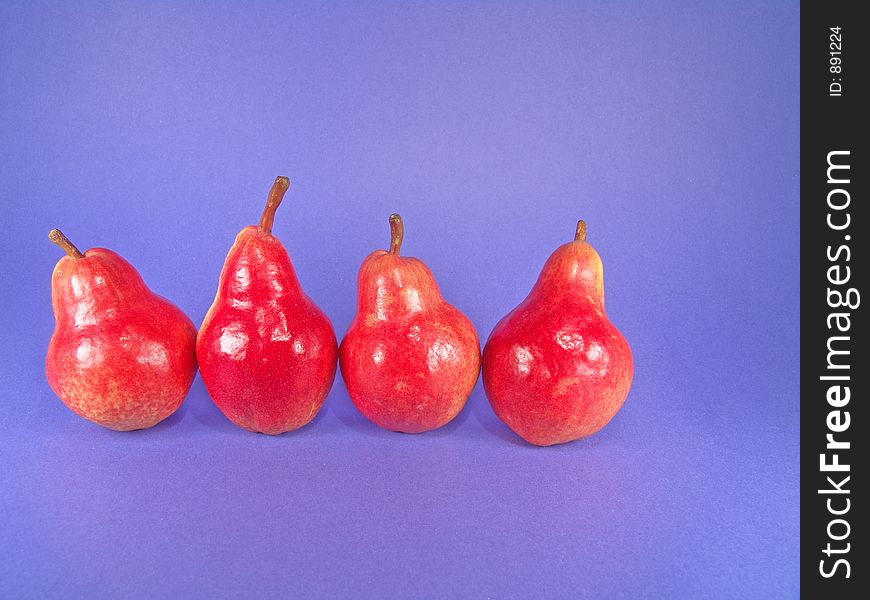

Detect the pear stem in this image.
[48,229,85,259]
[388,213,403,255]
[257,176,291,235]
[574,220,587,242]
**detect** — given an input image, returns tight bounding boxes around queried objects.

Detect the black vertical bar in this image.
[801,1,865,596]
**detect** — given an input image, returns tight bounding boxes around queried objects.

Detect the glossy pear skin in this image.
[46,248,197,431]
[482,233,633,446]
[340,248,481,433]
[197,227,338,434]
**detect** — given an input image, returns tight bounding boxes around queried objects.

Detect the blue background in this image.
[0,2,799,598]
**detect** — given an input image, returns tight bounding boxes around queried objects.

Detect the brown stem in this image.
[257,176,291,235]
[48,229,85,259]
[574,219,587,242]
[389,213,403,255]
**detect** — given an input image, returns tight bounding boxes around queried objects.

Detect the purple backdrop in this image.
[0,2,799,598]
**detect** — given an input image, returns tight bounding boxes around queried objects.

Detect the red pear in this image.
[340,214,480,433]
[482,220,633,446]
[197,177,337,434]
[46,229,197,431]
